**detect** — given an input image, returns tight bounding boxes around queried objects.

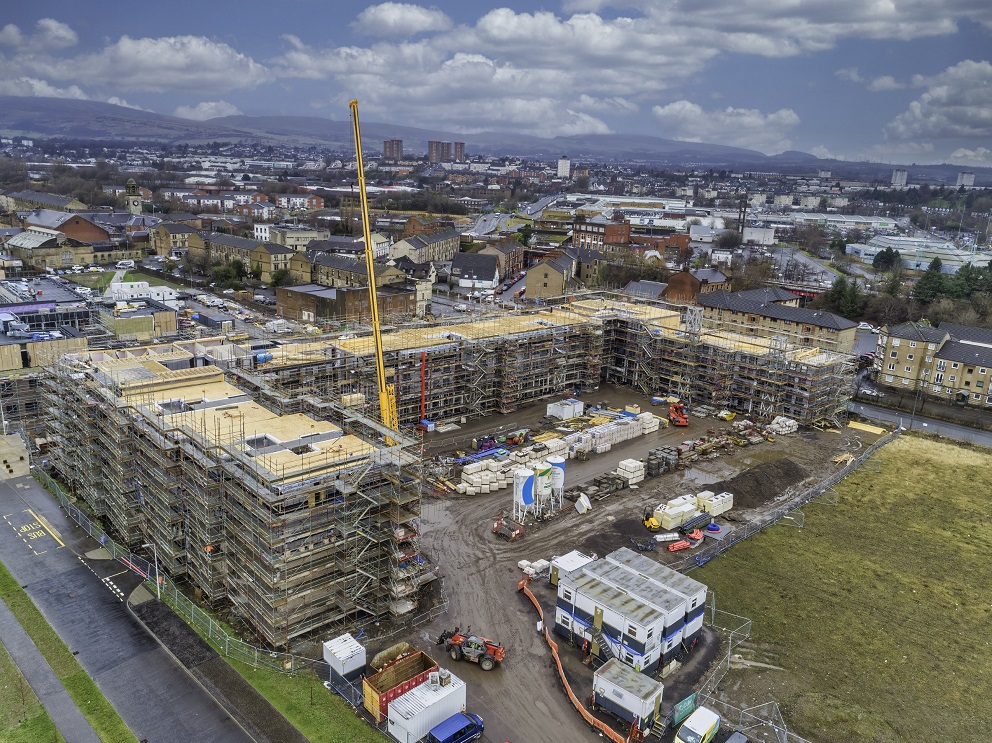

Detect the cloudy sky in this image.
[1,1,991,164]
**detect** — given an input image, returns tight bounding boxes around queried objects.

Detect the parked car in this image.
[859,387,884,398]
[857,322,875,331]
[453,303,469,312]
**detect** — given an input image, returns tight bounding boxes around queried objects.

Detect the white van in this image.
[115,260,135,270]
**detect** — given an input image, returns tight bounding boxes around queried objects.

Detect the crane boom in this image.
[349,100,398,433]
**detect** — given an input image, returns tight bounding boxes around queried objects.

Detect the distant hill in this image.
[1,96,989,183]
[0,95,774,165]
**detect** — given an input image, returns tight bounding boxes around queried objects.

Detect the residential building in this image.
[449,253,500,290]
[479,241,525,277]
[44,348,430,646]
[427,141,451,164]
[389,229,461,264]
[276,283,416,324]
[199,233,295,284]
[891,169,908,187]
[383,139,403,162]
[875,322,992,408]
[453,142,465,163]
[697,289,857,353]
[266,226,331,251]
[150,223,204,257]
[527,254,579,300]
[273,193,323,210]
[663,269,730,304]
[957,172,975,188]
[557,156,571,179]
[293,252,406,288]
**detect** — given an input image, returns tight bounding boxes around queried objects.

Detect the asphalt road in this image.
[0,474,253,743]
[850,401,992,447]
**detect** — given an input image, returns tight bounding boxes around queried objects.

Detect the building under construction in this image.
[43,339,431,647]
[237,298,853,428]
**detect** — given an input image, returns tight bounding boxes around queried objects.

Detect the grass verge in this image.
[0,640,64,743]
[0,562,137,743]
[155,588,388,742]
[695,435,992,743]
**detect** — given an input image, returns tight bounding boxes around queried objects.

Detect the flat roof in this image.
[565,572,663,628]
[594,658,664,702]
[582,561,685,616]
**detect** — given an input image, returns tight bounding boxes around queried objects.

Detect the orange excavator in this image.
[669,402,689,427]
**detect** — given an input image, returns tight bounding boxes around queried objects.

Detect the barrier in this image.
[517,578,629,743]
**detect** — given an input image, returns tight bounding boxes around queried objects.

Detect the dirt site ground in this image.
[389,386,883,743]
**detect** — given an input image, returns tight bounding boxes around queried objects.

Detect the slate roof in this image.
[7,191,74,208]
[733,287,799,304]
[622,280,668,299]
[885,321,948,343]
[21,208,75,229]
[934,340,992,368]
[159,223,197,235]
[309,252,364,271]
[697,290,857,330]
[939,323,992,346]
[451,252,499,280]
[691,268,728,284]
[204,232,264,250]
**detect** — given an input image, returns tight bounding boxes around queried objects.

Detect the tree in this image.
[839,281,864,318]
[714,230,742,249]
[271,268,291,287]
[913,260,946,303]
[516,224,533,247]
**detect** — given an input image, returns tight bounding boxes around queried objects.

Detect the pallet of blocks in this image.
[697,490,733,516]
[653,495,697,530]
[636,411,660,433]
[616,458,645,485]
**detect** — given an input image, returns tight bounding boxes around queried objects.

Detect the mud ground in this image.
[401,388,881,743]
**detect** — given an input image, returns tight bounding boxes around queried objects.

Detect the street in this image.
[0,474,252,743]
[850,402,992,446]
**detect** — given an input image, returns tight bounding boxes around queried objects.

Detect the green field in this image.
[0,641,64,743]
[0,563,137,743]
[696,435,992,742]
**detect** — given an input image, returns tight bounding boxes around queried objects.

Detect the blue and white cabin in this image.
[555,571,666,674]
[605,547,707,644]
[581,560,688,665]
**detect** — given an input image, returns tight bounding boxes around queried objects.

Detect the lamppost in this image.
[909,368,931,431]
[141,542,160,599]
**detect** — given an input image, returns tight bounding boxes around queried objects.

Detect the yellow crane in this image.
[350,99,399,434]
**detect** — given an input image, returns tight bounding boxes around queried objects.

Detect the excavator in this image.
[436,627,506,671]
[669,402,689,427]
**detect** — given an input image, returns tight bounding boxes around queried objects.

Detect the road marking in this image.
[27,509,65,548]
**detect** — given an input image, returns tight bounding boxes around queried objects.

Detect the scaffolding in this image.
[43,345,430,647]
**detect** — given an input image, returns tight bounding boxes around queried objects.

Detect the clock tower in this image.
[124,178,142,215]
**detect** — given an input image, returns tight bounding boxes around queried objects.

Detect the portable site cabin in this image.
[554,548,709,673]
[550,550,597,586]
[323,633,366,682]
[555,571,667,674]
[583,560,689,666]
[363,651,439,723]
[386,669,466,743]
[593,658,664,728]
[605,547,707,644]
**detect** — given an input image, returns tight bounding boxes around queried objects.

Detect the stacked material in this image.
[654,494,702,529]
[697,490,733,516]
[616,458,645,485]
[574,493,592,514]
[547,398,584,420]
[767,415,799,435]
[637,411,660,433]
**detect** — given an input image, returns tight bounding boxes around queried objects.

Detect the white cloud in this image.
[950,146,992,163]
[574,94,639,114]
[835,67,864,83]
[0,24,24,47]
[173,100,243,120]
[884,60,992,140]
[0,76,88,99]
[34,18,78,49]
[0,19,76,49]
[865,75,905,91]
[651,100,800,153]
[352,3,452,36]
[810,145,844,160]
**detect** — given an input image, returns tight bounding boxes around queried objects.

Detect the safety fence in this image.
[516,576,631,743]
[33,467,448,675]
[669,427,901,574]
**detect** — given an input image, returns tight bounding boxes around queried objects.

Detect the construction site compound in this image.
[38,291,873,742]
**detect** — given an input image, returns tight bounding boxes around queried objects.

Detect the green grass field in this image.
[0,641,64,743]
[696,435,992,742]
[0,563,137,743]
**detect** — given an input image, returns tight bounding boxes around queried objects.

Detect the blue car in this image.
[426,712,484,743]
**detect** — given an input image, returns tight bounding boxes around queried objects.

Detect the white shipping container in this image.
[387,671,466,743]
[323,633,366,679]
